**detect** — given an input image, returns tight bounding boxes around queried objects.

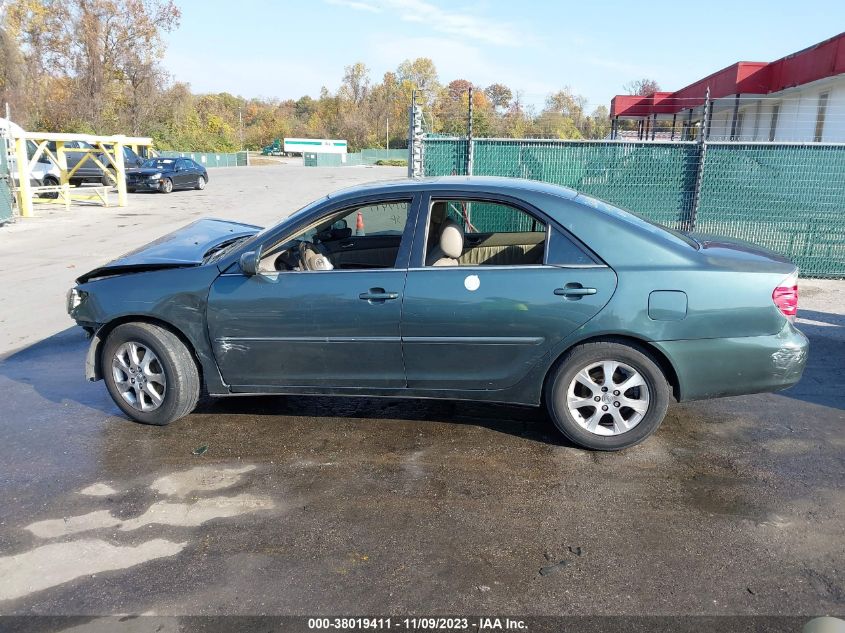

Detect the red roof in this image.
[611,32,845,118]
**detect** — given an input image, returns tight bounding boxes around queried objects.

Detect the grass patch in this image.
[375,159,407,167]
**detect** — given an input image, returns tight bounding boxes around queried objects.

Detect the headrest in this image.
[439,219,464,259]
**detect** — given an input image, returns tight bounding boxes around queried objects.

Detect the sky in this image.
[163,0,845,112]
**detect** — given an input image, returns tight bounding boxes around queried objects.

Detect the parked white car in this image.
[1,117,62,191]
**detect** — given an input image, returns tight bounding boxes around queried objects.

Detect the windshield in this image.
[142,158,176,169]
[575,194,699,249]
[238,196,330,250]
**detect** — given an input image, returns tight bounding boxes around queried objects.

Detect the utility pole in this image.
[386,116,389,152]
[466,86,474,175]
[238,106,244,150]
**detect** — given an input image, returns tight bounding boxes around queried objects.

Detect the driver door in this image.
[206,195,419,389]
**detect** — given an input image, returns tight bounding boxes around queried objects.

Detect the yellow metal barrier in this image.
[12,132,153,217]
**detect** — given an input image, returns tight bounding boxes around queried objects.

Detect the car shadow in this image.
[781,309,845,410]
[0,327,569,447]
[0,327,112,410]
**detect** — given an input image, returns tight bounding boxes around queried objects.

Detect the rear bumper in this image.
[652,321,809,401]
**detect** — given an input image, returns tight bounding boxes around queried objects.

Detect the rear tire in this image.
[102,322,200,426]
[196,175,206,190]
[545,341,670,450]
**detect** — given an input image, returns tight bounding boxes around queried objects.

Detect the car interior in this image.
[259,202,410,273]
[257,198,547,273]
[425,200,546,267]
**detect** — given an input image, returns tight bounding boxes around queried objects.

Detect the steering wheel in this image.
[298,241,334,271]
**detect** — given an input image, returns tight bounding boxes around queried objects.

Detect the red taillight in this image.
[773,273,798,321]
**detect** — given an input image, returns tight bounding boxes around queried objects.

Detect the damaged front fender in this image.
[85,331,104,382]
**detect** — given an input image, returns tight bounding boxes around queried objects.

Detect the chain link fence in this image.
[0,138,14,225]
[420,137,845,278]
[303,149,407,167]
[157,150,248,167]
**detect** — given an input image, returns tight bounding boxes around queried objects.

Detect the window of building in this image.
[733,111,745,141]
[768,103,780,142]
[814,92,829,142]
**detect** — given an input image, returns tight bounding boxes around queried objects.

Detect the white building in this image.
[610,32,845,143]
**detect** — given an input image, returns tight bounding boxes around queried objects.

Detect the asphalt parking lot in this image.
[0,164,843,621]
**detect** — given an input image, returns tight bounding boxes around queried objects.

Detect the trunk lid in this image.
[76,218,262,283]
[688,232,796,274]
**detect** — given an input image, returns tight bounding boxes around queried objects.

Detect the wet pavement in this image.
[1,307,843,617]
[0,166,843,619]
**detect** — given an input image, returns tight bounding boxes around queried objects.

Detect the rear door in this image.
[400,191,617,390]
[173,159,192,188]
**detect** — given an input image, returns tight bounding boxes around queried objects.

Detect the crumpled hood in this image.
[76,218,262,283]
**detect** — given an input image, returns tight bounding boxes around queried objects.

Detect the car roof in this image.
[326,176,578,202]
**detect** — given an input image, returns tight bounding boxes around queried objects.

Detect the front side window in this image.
[425,199,546,267]
[259,200,411,273]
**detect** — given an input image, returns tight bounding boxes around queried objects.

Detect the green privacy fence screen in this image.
[421,137,845,278]
[304,148,407,167]
[0,138,13,225]
[157,150,248,167]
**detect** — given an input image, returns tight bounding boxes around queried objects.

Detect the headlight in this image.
[66,287,86,313]
[149,172,162,180]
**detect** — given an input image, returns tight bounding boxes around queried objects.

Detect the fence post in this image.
[688,87,711,232]
[407,90,424,178]
[466,86,474,175]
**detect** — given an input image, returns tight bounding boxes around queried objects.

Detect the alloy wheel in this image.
[565,360,650,436]
[112,341,167,412]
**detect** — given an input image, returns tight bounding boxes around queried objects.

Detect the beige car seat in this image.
[426,218,464,267]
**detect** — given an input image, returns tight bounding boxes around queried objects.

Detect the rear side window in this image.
[439,200,543,234]
[547,226,598,266]
[426,198,546,267]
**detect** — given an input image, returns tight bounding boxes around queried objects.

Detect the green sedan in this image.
[67,177,808,450]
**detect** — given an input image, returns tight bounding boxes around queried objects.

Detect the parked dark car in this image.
[126,157,208,193]
[66,177,808,450]
[46,141,144,186]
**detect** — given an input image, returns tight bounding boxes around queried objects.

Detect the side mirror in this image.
[239,250,259,276]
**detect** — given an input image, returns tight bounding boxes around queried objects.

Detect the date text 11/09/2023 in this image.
[307,617,528,630]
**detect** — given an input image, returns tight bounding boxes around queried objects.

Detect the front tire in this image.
[40,176,59,199]
[545,341,670,450]
[102,322,200,426]
[160,178,173,193]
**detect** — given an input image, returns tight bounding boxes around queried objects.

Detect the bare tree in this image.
[622,78,661,96]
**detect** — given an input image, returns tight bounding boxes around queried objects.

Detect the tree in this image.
[484,83,512,111]
[397,57,440,107]
[585,105,610,139]
[543,87,588,137]
[446,79,472,101]
[622,78,661,96]
[339,62,370,105]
